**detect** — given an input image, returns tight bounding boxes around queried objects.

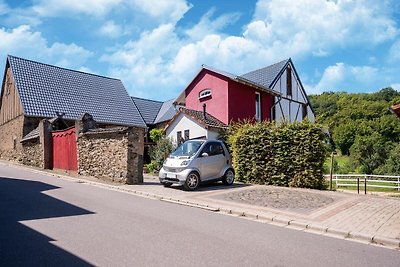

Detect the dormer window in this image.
[199,88,212,99]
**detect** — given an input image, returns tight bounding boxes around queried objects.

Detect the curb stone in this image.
[372,235,400,248]
[348,232,373,243]
[326,228,350,238]
[288,220,308,229]
[271,216,291,225]
[306,224,328,233]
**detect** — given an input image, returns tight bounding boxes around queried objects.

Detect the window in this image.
[184,129,189,140]
[255,92,261,121]
[302,104,308,119]
[199,88,212,99]
[286,66,292,96]
[201,142,224,156]
[177,131,183,145]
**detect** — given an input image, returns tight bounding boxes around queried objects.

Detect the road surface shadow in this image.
[0,177,94,266]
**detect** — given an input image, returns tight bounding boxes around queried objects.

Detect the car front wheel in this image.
[183,172,200,191]
[222,169,235,185]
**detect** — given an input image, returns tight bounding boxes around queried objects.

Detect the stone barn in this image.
[0,55,147,184]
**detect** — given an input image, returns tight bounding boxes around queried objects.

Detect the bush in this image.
[228,121,327,189]
[149,134,174,172]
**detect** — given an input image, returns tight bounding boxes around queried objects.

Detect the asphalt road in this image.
[0,163,399,266]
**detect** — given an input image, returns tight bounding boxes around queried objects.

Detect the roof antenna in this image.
[203,103,206,119]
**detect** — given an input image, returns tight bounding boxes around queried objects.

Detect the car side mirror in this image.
[201,152,209,157]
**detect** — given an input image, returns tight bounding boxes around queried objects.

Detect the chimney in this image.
[203,103,206,119]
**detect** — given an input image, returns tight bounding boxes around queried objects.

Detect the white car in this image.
[159,139,235,190]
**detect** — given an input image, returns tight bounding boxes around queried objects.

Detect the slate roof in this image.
[240,59,289,90]
[131,97,178,125]
[154,99,178,124]
[131,97,163,125]
[7,55,146,127]
[171,108,227,130]
[20,127,39,142]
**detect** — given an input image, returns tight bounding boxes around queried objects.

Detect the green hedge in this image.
[227,121,327,189]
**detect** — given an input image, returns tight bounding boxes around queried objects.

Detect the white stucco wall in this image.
[272,63,315,123]
[165,113,219,146]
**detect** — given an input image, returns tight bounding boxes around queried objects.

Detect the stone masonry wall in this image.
[0,116,49,168]
[77,127,144,184]
[0,115,25,161]
[21,139,43,168]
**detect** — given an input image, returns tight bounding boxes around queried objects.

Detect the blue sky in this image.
[0,0,399,101]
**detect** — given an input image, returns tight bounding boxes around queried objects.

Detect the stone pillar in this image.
[76,113,97,134]
[38,119,53,169]
[126,127,145,184]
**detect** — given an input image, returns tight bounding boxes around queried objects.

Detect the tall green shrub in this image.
[149,129,174,172]
[228,121,327,189]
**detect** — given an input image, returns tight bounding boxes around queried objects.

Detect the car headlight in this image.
[180,160,190,166]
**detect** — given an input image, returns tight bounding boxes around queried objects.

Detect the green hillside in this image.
[309,88,400,175]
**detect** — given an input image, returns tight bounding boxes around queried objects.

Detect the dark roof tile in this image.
[131,97,163,125]
[8,55,146,127]
[180,108,227,129]
[154,99,178,124]
[240,59,289,90]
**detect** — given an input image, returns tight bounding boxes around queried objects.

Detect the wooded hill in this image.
[309,88,400,175]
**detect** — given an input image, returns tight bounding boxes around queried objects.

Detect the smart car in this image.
[159,139,234,190]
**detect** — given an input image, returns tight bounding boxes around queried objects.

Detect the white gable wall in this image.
[165,113,219,146]
[272,62,315,123]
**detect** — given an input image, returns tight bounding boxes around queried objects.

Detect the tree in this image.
[374,143,400,175]
[350,134,392,174]
[332,123,356,155]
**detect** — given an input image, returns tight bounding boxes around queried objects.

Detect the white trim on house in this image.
[271,61,315,123]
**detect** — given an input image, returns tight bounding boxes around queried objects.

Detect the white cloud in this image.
[100,0,399,99]
[98,20,126,38]
[32,0,191,25]
[0,25,92,69]
[185,8,241,41]
[305,63,383,93]
[388,39,400,62]
[32,0,122,17]
[128,0,192,24]
[391,83,400,91]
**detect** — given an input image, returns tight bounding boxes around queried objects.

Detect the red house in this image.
[174,59,314,126]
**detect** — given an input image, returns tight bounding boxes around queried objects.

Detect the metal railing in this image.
[324,174,400,194]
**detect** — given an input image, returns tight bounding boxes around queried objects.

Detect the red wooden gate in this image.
[52,127,78,171]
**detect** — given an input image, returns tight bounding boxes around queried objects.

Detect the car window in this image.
[171,140,204,157]
[201,142,224,156]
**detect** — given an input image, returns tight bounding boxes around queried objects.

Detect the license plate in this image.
[166,173,176,179]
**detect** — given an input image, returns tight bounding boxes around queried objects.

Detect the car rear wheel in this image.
[222,169,235,185]
[183,172,200,191]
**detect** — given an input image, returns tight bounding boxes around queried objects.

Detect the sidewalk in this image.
[122,175,400,250]
[1,160,399,250]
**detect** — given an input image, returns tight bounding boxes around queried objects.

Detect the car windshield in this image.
[170,140,204,157]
